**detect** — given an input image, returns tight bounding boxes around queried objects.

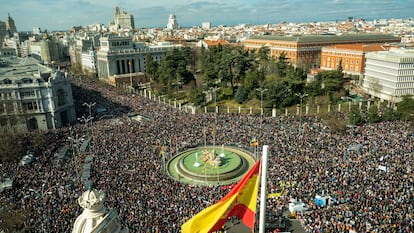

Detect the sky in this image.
[1,0,413,31]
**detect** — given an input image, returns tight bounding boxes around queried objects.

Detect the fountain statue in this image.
[201,149,222,167]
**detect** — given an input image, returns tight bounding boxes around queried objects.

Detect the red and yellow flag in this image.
[181,159,261,233]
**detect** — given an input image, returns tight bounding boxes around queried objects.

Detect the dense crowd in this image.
[1,76,413,233]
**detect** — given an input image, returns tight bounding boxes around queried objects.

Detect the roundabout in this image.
[167,146,256,186]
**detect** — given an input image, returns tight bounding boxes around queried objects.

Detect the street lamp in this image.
[256,88,268,116]
[82,102,96,118]
[295,92,308,132]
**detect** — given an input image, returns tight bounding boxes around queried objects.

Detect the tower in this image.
[6,13,17,34]
[167,14,179,30]
[113,6,134,31]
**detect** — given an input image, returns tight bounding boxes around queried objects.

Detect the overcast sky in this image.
[1,0,413,31]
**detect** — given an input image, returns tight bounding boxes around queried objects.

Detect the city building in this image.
[202,22,211,30]
[320,43,391,76]
[30,35,61,65]
[96,35,181,87]
[81,49,97,76]
[5,14,17,35]
[72,189,129,233]
[363,48,414,102]
[32,27,41,35]
[0,56,76,132]
[111,6,134,31]
[0,21,7,48]
[243,34,401,70]
[196,39,230,49]
[167,14,179,30]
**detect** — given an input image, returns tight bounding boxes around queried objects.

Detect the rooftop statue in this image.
[72,189,129,233]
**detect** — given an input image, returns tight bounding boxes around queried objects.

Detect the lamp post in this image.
[295,92,308,132]
[83,102,96,119]
[128,60,133,93]
[256,88,268,116]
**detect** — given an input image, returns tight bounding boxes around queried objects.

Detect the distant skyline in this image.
[1,0,413,31]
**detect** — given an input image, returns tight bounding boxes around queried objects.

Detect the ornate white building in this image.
[363,48,414,102]
[96,35,181,87]
[72,189,129,233]
[0,56,76,132]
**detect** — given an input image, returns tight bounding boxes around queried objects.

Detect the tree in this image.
[145,53,159,81]
[367,106,381,123]
[397,95,414,121]
[349,106,365,126]
[0,132,26,163]
[234,86,247,104]
[187,88,205,106]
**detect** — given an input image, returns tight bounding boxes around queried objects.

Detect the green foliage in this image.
[145,53,159,81]
[349,105,365,126]
[243,70,262,96]
[382,107,401,121]
[234,86,247,104]
[366,107,381,123]
[187,88,205,106]
[396,95,414,121]
[317,70,343,94]
[156,48,196,88]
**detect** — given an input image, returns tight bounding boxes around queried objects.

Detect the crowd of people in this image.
[1,76,413,233]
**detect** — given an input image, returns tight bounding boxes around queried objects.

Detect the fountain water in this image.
[193,152,201,167]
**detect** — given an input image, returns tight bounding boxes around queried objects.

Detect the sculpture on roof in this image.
[72,189,129,233]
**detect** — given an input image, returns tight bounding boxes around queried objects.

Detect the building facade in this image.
[0,56,76,132]
[363,48,414,102]
[96,35,181,87]
[112,6,134,31]
[320,43,390,76]
[243,34,401,70]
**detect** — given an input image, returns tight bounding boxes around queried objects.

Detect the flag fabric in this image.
[250,137,259,147]
[181,159,261,233]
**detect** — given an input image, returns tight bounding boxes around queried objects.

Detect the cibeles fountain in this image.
[168,145,256,186]
[72,189,129,233]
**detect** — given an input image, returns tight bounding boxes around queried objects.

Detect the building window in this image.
[22,102,38,112]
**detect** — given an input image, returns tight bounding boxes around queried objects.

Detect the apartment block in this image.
[321,43,390,76]
[363,48,414,102]
[243,34,400,70]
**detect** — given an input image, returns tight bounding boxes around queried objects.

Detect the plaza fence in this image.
[136,88,394,118]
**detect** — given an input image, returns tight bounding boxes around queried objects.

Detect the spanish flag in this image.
[181,159,261,233]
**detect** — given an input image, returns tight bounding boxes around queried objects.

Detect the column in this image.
[317,105,320,114]
[272,108,276,117]
[328,104,331,113]
[305,104,309,115]
[238,106,241,114]
[338,104,341,112]
[285,108,288,116]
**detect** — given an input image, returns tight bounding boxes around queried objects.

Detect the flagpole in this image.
[259,145,269,233]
